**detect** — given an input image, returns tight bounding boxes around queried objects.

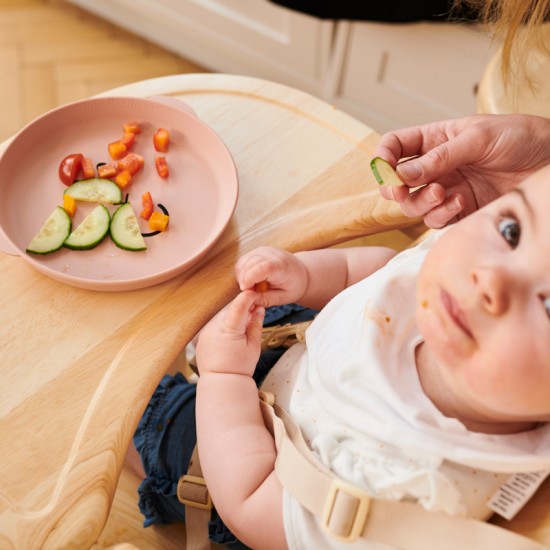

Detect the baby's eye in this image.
[543,296,550,320]
[498,217,521,248]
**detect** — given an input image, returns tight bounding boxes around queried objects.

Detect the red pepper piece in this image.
[140,191,154,220]
[155,156,169,178]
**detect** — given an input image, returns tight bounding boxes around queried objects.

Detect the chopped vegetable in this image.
[153,128,170,152]
[123,121,141,134]
[26,206,71,255]
[110,202,147,251]
[59,153,84,186]
[115,169,133,189]
[155,156,169,178]
[121,132,136,150]
[148,211,169,232]
[63,193,77,217]
[98,162,117,179]
[255,281,270,293]
[81,156,96,179]
[64,178,123,204]
[64,205,110,250]
[370,157,405,187]
[108,140,127,160]
[118,152,144,175]
[140,191,154,220]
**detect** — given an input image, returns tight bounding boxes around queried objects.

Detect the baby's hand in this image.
[196,290,265,378]
[235,246,308,307]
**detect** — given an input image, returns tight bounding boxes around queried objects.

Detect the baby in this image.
[134,164,550,549]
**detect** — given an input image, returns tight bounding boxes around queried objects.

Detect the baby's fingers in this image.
[222,290,265,337]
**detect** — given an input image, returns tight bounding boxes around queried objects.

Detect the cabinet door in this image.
[331,22,494,133]
[67,0,332,94]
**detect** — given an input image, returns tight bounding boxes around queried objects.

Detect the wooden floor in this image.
[0,0,207,144]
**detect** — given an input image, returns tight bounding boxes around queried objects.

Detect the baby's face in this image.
[416,165,550,425]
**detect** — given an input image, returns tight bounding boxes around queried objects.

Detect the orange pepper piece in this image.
[121,131,136,150]
[148,211,169,231]
[108,140,127,160]
[123,121,141,134]
[153,128,170,152]
[63,194,77,217]
[115,169,133,189]
[255,281,270,293]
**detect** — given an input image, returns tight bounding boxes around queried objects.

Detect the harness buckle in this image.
[321,478,370,543]
[177,474,213,510]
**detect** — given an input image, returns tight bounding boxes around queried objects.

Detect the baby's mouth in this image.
[440,289,474,339]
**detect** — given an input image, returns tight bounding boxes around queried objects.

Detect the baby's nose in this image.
[471,265,510,316]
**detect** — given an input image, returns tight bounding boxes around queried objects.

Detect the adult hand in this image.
[374,114,550,227]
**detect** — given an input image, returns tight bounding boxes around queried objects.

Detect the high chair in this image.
[0,73,548,549]
[476,23,550,116]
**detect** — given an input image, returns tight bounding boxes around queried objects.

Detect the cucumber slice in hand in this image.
[370,157,405,187]
[64,178,122,203]
[64,205,110,250]
[26,206,72,255]
[110,202,147,251]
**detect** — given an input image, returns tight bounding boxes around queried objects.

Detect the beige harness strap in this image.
[177,445,212,550]
[259,391,548,549]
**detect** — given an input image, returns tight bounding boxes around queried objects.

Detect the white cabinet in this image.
[66,0,333,95]
[329,21,495,132]
[67,1,494,133]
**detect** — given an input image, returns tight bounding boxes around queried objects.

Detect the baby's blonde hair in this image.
[455,0,550,88]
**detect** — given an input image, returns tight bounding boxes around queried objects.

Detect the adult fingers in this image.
[395,131,483,187]
[422,194,465,229]
[384,183,447,219]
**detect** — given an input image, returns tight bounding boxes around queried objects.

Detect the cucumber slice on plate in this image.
[26,206,72,254]
[64,204,111,250]
[110,202,147,251]
[370,157,405,187]
[64,178,122,203]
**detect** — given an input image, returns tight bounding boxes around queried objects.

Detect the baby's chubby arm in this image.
[195,290,287,550]
[236,245,398,310]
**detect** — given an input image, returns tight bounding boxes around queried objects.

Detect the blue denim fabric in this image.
[133,304,316,548]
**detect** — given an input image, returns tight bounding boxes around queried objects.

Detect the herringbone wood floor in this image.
[0,0,207,144]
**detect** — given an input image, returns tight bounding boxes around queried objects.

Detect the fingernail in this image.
[447,196,462,211]
[396,161,421,180]
[428,187,439,203]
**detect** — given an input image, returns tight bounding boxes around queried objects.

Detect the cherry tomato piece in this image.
[59,153,84,186]
[155,156,169,178]
[153,128,170,152]
[81,156,95,179]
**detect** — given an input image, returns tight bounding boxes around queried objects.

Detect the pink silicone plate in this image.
[0,96,238,291]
